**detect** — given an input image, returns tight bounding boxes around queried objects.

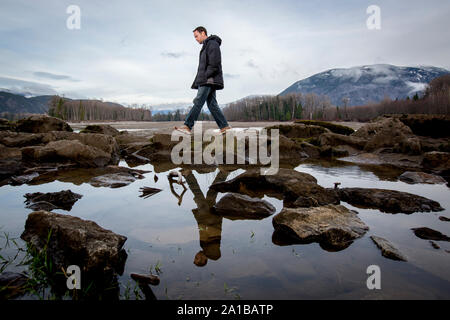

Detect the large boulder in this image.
[67,133,120,163]
[337,187,444,214]
[272,204,369,251]
[210,168,339,207]
[213,192,276,220]
[352,117,421,154]
[0,131,45,147]
[15,115,73,133]
[21,139,114,167]
[20,210,128,275]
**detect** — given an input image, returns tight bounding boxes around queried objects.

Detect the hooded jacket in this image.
[191,34,224,90]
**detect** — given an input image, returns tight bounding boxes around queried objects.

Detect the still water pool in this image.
[1,159,449,299]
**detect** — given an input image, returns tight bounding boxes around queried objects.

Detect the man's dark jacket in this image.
[191,34,224,90]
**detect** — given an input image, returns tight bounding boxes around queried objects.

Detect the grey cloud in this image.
[0,76,58,96]
[161,51,187,58]
[33,71,79,82]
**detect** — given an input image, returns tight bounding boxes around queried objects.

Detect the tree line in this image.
[47,96,152,121]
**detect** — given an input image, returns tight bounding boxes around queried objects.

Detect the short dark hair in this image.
[193,26,207,35]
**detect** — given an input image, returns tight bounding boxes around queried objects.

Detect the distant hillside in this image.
[279,64,450,106]
[0,91,53,114]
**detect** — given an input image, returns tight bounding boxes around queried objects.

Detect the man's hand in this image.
[207,77,214,84]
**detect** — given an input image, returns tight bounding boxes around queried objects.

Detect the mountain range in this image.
[279,64,449,106]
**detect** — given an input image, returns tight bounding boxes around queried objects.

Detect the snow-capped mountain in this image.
[279,64,449,106]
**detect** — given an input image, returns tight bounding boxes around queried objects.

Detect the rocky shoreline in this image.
[1,114,449,299]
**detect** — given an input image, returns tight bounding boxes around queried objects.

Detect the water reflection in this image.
[181,168,230,266]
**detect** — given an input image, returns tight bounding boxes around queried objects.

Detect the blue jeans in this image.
[184,86,229,130]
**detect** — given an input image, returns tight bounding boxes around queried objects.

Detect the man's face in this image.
[193,30,207,44]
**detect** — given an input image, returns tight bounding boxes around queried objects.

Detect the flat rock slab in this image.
[370,235,407,261]
[411,227,450,242]
[337,187,443,214]
[398,171,446,184]
[21,210,128,275]
[213,192,276,220]
[272,204,369,251]
[24,189,82,211]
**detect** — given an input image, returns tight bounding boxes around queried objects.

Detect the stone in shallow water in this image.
[272,204,369,251]
[430,241,440,249]
[24,189,82,211]
[337,187,443,214]
[213,192,276,220]
[411,227,450,242]
[370,235,407,261]
[20,210,128,275]
[398,171,446,184]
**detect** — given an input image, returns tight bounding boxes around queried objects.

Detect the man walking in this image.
[175,26,231,135]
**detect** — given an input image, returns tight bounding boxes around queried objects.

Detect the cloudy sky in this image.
[1,0,449,109]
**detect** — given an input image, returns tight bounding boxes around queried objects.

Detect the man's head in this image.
[193,26,208,44]
[194,250,208,267]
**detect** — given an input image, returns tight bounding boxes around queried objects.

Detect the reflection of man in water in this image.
[181,168,229,267]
